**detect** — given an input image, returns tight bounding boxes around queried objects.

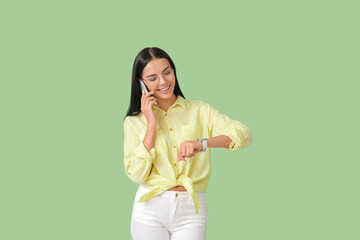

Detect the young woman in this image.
[123,47,253,240]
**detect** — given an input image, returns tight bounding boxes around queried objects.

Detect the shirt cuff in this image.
[134,140,156,163]
[224,127,243,150]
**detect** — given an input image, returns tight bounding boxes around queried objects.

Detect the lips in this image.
[158,84,171,91]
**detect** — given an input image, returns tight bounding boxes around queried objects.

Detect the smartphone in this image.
[139,79,156,107]
[139,79,149,94]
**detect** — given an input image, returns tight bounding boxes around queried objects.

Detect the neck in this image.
[156,94,177,112]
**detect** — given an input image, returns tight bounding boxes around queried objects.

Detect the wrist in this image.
[196,141,203,151]
[197,138,208,152]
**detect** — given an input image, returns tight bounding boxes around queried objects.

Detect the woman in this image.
[123,47,253,239]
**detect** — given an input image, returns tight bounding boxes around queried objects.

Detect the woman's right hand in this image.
[141,90,158,125]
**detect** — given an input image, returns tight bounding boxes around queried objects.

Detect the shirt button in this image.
[165,113,167,116]
[174,163,177,166]
[169,128,172,131]
[175,193,178,197]
[128,172,131,175]
[173,146,176,148]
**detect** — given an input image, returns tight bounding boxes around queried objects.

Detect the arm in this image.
[123,117,157,184]
[207,135,233,149]
[203,102,253,151]
[191,135,231,152]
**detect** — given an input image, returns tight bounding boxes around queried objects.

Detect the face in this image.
[140,58,176,100]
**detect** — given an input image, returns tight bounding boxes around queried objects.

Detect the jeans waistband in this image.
[136,184,205,201]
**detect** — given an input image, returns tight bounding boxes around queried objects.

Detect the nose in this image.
[158,75,167,85]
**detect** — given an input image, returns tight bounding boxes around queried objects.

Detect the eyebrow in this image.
[146,66,170,78]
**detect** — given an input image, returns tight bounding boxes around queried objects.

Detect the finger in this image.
[147,98,157,107]
[146,91,154,96]
[145,96,153,105]
[178,143,182,155]
[179,150,185,160]
[177,147,184,161]
[191,145,198,154]
[178,143,186,160]
[179,146,183,157]
[184,144,191,157]
[181,148,186,159]
[187,145,193,156]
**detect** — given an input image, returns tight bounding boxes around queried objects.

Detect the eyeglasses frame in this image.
[140,68,175,84]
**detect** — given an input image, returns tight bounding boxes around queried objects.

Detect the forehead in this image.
[142,58,170,76]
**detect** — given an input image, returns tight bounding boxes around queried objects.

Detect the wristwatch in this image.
[197,138,208,152]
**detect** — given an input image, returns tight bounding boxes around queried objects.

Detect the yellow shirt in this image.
[123,95,253,214]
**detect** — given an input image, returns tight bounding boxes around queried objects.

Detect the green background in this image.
[1,0,359,239]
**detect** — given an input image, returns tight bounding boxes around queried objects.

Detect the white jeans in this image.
[130,184,207,240]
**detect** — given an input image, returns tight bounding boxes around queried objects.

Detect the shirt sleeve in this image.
[123,117,156,184]
[202,101,253,151]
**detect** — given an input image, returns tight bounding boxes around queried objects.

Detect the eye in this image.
[164,70,171,75]
[148,78,156,81]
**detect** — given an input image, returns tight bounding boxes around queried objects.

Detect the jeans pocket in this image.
[180,195,207,214]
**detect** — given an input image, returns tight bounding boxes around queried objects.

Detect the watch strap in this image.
[197,138,208,152]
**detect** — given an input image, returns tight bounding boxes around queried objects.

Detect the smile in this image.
[158,84,171,92]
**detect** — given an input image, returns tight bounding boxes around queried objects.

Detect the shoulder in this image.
[124,114,145,128]
[183,98,208,110]
[183,98,217,116]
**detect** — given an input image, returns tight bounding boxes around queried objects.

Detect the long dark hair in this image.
[124,47,186,120]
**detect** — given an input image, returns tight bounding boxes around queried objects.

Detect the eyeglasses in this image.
[141,68,175,84]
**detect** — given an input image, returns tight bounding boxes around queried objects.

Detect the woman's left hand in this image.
[177,140,203,161]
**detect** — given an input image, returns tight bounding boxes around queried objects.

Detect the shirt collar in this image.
[152,95,186,112]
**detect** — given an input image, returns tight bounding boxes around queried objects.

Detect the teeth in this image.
[159,86,170,91]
